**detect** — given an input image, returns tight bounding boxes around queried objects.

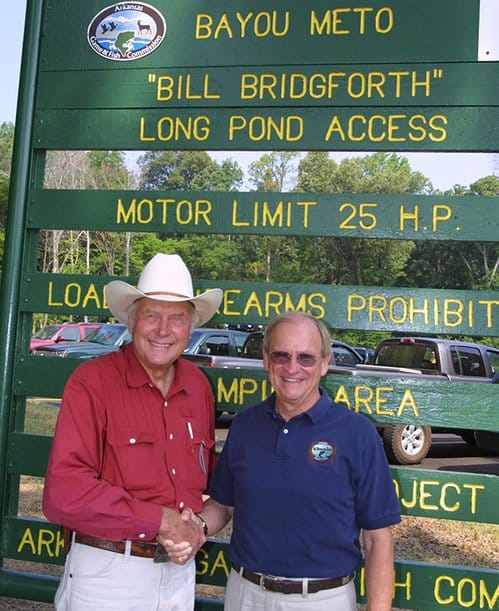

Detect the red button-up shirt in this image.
[43,344,216,542]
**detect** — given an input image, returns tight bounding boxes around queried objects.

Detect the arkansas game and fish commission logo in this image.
[308,440,336,463]
[87,3,166,61]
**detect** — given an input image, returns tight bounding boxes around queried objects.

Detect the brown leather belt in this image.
[75,534,157,559]
[231,562,354,594]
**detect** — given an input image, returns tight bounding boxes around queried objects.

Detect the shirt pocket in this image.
[187,433,215,490]
[107,429,158,491]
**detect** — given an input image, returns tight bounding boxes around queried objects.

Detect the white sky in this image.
[2,1,496,190]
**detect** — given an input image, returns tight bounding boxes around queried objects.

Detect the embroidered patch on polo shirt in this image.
[308,440,336,462]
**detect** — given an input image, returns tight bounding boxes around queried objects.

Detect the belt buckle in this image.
[153,542,171,563]
[261,574,285,593]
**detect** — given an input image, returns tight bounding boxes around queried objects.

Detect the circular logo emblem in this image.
[87,3,166,61]
[309,440,336,462]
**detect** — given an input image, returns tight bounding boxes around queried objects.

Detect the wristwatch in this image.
[197,513,208,536]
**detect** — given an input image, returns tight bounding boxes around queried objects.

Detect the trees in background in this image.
[0,122,15,264]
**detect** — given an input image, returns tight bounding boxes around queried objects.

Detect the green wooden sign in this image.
[39,1,482,70]
[391,467,498,523]
[33,107,498,151]
[29,189,499,242]
[14,360,499,432]
[10,432,498,524]
[36,62,497,110]
[4,518,498,611]
[19,273,499,337]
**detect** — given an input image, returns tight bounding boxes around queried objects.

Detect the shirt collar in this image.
[263,386,332,423]
[123,343,187,397]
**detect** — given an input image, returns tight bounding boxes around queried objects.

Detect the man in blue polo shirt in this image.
[162,311,401,610]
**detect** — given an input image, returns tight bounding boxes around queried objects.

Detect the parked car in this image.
[30,322,101,351]
[31,323,131,360]
[184,328,249,357]
[354,346,375,363]
[184,330,363,369]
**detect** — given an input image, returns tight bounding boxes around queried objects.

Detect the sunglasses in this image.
[269,351,318,367]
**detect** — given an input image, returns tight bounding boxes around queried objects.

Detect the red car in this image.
[29,322,102,352]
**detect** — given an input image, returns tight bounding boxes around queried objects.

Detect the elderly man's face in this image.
[130,298,193,376]
[263,317,330,418]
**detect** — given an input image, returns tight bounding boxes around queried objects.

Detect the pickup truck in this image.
[363,336,499,463]
[186,333,498,464]
[183,328,248,358]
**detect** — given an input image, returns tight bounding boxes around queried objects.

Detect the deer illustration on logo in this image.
[137,20,152,36]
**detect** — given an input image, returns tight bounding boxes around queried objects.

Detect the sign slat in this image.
[36,63,498,110]
[15,359,499,432]
[33,107,499,152]
[28,190,499,242]
[4,518,498,611]
[18,274,499,337]
[38,0,481,70]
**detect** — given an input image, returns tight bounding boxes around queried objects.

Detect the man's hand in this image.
[156,507,205,564]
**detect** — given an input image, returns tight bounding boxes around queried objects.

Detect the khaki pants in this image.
[224,567,357,611]
[54,542,195,610]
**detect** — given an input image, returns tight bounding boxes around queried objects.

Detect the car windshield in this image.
[33,324,61,339]
[184,330,203,352]
[84,326,122,345]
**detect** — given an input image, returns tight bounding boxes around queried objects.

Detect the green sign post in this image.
[0,0,497,608]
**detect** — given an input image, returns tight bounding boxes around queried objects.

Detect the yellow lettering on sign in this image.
[310,7,393,35]
[231,199,317,229]
[195,11,290,39]
[398,388,419,417]
[479,300,499,328]
[324,113,447,143]
[393,479,486,515]
[333,384,418,417]
[17,527,64,558]
[217,376,271,405]
[116,197,212,227]
[222,289,241,317]
[228,114,303,142]
[359,566,412,601]
[139,115,211,142]
[47,281,107,310]
[230,290,326,319]
[155,73,220,101]
[435,576,499,609]
[346,292,491,331]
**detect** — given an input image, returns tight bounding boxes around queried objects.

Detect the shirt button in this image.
[138,533,146,539]
[169,433,174,440]
[283,429,289,434]
[179,501,184,509]
[172,468,176,476]
[129,438,136,444]
[164,401,168,407]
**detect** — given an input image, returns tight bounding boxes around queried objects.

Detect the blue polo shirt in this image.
[209,388,401,578]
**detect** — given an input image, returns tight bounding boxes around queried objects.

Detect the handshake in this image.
[156,506,206,564]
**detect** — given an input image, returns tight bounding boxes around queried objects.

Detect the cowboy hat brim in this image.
[106,281,223,327]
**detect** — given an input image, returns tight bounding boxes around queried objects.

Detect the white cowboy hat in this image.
[106,253,223,326]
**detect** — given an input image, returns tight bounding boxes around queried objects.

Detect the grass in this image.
[24,398,60,435]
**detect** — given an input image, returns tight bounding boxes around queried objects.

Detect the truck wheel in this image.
[382,424,431,465]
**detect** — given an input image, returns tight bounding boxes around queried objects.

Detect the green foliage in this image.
[295,152,422,285]
[248,152,299,191]
[0,122,15,232]
[86,151,132,189]
[469,175,499,196]
[0,122,14,178]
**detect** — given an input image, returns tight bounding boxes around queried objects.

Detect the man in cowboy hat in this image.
[43,253,223,610]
